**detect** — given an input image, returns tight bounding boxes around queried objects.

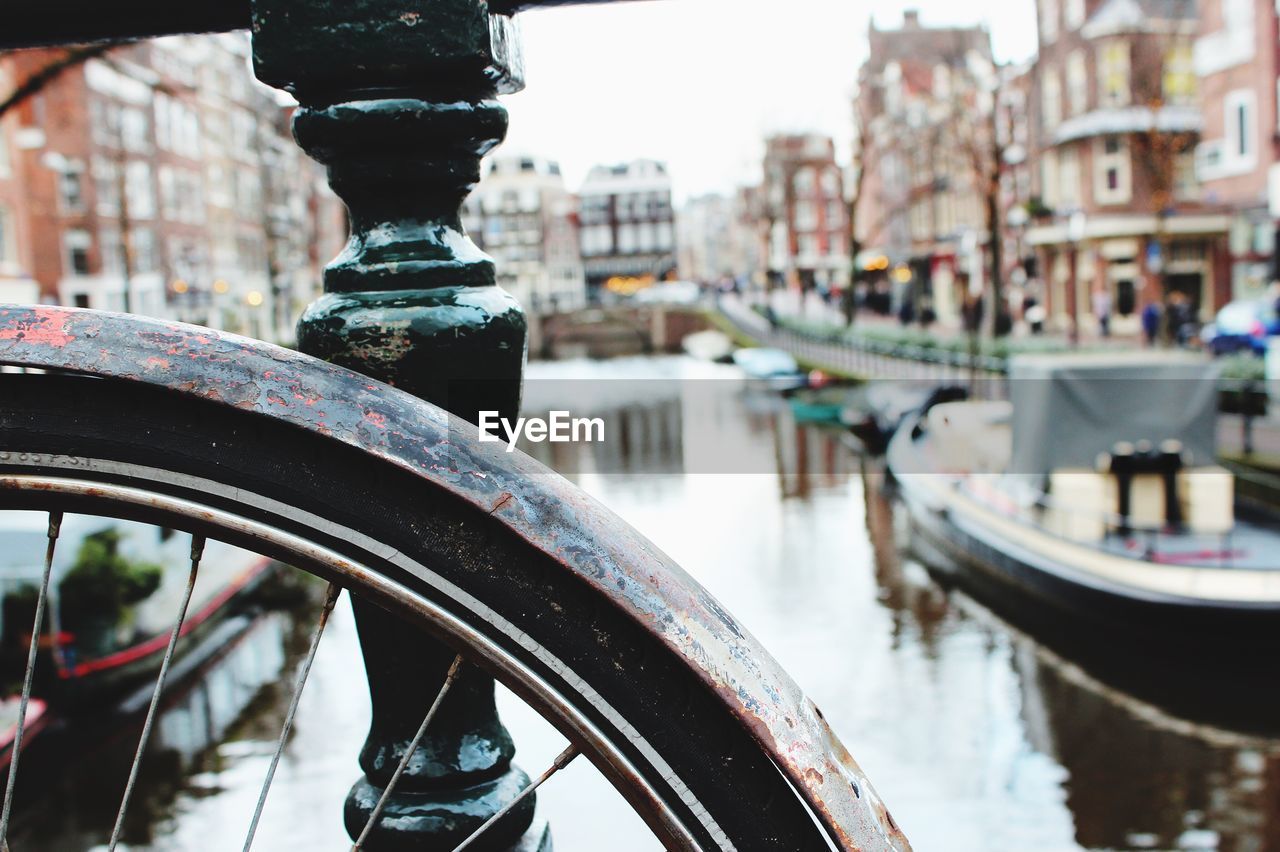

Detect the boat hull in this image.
[27,558,276,709]
[887,421,1280,734]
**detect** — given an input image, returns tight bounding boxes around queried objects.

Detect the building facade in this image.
[1194,0,1280,301]
[4,34,343,342]
[677,192,756,284]
[1026,0,1224,334]
[0,56,37,303]
[759,134,849,295]
[855,12,996,325]
[577,159,676,298]
[463,153,586,313]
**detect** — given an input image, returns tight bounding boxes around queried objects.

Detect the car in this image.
[1201,299,1280,356]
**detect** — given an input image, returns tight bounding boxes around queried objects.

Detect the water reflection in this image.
[10,354,1280,851]
[9,612,291,850]
[520,356,1280,852]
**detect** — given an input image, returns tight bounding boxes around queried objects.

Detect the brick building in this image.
[1025,0,1225,335]
[0,56,37,303]
[855,12,995,325]
[1194,0,1280,300]
[462,153,586,313]
[759,134,848,295]
[3,35,343,342]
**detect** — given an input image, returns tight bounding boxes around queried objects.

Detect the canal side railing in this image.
[716,299,1275,446]
[716,297,1011,400]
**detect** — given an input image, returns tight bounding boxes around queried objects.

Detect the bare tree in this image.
[843,113,871,325]
[0,43,123,119]
[1128,29,1197,325]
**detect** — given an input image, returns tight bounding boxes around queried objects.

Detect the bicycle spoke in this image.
[450,744,581,852]
[0,511,62,850]
[108,534,206,852]
[242,581,342,852]
[352,653,464,851]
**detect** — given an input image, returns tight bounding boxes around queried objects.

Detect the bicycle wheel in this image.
[0,306,908,851]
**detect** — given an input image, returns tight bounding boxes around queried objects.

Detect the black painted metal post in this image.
[250,3,541,849]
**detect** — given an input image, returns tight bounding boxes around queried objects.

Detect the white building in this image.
[677,193,737,283]
[577,160,676,296]
[463,154,586,312]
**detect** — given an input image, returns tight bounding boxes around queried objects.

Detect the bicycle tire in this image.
[0,306,909,852]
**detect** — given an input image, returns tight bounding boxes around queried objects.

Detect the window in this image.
[1163,43,1195,105]
[1041,150,1060,209]
[93,157,120,215]
[793,167,816,196]
[1066,51,1087,117]
[617,224,636,253]
[820,169,840,197]
[0,205,14,269]
[99,226,122,276]
[1041,70,1062,131]
[794,201,818,231]
[1173,150,1198,201]
[154,93,201,159]
[1094,136,1132,204]
[1098,41,1130,107]
[132,227,157,274]
[161,166,205,224]
[656,223,673,251]
[120,107,150,153]
[0,126,10,179]
[64,229,92,276]
[797,234,818,259]
[232,110,257,157]
[1059,146,1081,208]
[637,222,656,252]
[1040,0,1059,43]
[1225,89,1257,166]
[125,161,155,219]
[1064,0,1085,29]
[235,167,261,217]
[58,161,86,213]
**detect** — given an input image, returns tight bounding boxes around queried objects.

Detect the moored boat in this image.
[0,696,47,768]
[731,347,807,390]
[886,353,1280,729]
[888,354,1280,638]
[844,382,967,454]
[681,329,735,363]
[0,514,274,708]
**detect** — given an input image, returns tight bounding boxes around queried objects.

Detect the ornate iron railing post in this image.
[250,3,540,849]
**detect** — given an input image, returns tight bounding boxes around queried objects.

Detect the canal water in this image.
[9,355,1280,851]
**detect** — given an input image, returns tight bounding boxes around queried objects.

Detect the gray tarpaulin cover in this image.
[1008,352,1220,475]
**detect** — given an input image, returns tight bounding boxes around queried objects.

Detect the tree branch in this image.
[0,42,123,120]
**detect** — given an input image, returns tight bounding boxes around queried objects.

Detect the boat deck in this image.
[1096,518,1280,571]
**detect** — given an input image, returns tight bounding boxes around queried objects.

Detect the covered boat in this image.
[886,353,1280,730]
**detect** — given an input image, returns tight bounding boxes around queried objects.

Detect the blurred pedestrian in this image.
[1141,299,1161,347]
[962,292,984,334]
[1166,291,1193,347]
[898,297,916,326]
[1092,285,1112,338]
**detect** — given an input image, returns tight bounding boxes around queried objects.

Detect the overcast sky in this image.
[500,0,1039,203]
